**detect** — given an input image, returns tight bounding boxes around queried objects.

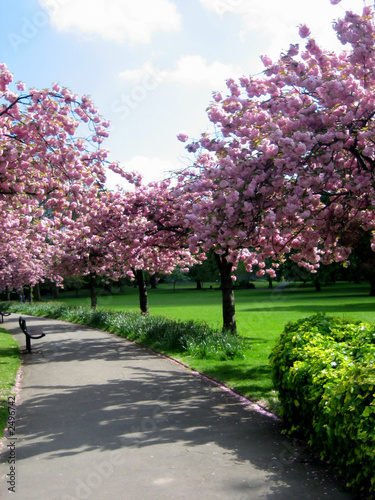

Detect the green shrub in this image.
[269,313,375,497]
[183,329,245,360]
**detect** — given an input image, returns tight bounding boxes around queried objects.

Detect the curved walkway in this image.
[0,315,354,500]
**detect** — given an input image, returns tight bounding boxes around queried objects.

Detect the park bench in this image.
[0,311,11,323]
[19,316,46,353]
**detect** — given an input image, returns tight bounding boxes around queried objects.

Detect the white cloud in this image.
[119,61,164,85]
[117,156,180,185]
[163,55,239,88]
[120,56,242,91]
[40,0,182,44]
[198,0,360,58]
[199,0,243,15]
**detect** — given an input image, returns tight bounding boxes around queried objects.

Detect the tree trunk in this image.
[150,274,157,289]
[52,283,60,299]
[369,278,375,297]
[28,285,33,303]
[196,280,202,290]
[33,283,41,301]
[89,274,97,309]
[268,276,273,289]
[315,281,321,292]
[136,270,149,314]
[215,253,236,333]
[5,286,10,301]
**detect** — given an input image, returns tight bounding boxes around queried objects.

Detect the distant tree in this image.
[32,283,41,302]
[340,227,375,296]
[188,250,219,289]
[64,275,88,297]
[166,266,190,292]
[149,274,158,289]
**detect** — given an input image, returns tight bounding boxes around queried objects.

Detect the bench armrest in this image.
[27,331,46,339]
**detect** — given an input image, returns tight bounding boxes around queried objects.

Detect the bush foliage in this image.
[0,301,244,361]
[269,313,375,497]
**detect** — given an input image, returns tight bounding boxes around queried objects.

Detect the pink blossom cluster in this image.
[0,64,122,290]
[50,180,198,286]
[176,4,375,276]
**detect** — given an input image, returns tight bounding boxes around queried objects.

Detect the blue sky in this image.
[0,0,363,185]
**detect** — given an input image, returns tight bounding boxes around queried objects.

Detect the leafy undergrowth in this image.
[0,301,245,362]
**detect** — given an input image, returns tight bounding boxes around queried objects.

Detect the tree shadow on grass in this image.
[241,336,269,346]
[244,302,375,314]
[199,363,274,402]
[0,346,19,359]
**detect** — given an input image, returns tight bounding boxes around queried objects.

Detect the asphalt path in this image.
[0,314,354,499]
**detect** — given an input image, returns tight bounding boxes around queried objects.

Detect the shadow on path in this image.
[0,315,354,500]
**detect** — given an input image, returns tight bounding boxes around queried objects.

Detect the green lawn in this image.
[51,281,375,413]
[0,327,20,438]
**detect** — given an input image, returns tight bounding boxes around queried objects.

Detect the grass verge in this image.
[0,327,20,438]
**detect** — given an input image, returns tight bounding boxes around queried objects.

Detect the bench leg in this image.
[26,336,31,353]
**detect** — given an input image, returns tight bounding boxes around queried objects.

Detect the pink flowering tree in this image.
[177,3,375,332]
[0,212,56,297]
[50,189,128,309]
[0,63,126,293]
[54,181,197,310]
[130,180,198,312]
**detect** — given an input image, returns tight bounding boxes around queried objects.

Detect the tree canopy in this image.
[176,4,375,329]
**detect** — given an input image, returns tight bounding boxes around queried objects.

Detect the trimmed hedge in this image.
[269,314,375,498]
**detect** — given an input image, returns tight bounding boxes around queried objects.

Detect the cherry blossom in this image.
[176,3,375,331]
[0,63,121,292]
[52,181,198,309]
